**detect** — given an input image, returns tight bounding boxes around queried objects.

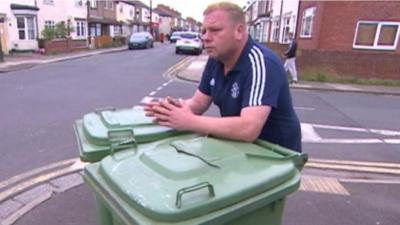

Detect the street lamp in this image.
[149,0,153,35]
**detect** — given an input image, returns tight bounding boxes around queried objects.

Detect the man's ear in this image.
[234,24,246,40]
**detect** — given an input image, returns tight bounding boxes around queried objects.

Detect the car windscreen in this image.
[171,32,182,37]
[130,33,147,41]
[180,33,198,39]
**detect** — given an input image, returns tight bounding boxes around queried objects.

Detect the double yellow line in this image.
[306,158,400,175]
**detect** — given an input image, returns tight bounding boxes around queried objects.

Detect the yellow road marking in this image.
[0,158,81,203]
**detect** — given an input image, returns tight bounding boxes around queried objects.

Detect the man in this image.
[145,2,301,152]
[284,32,298,84]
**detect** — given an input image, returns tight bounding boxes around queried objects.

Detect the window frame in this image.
[271,18,280,43]
[17,16,36,40]
[75,20,86,38]
[89,0,97,9]
[44,20,55,29]
[75,0,83,7]
[353,21,400,51]
[300,6,316,38]
[43,0,54,5]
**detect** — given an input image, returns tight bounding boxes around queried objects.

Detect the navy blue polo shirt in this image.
[198,37,302,152]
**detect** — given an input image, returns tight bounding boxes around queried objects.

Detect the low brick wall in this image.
[44,38,87,54]
[263,43,400,80]
[296,50,400,80]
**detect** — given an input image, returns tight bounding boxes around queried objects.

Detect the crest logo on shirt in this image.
[231,82,239,99]
[210,78,215,86]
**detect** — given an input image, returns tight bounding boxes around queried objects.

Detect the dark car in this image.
[169,31,184,43]
[128,32,154,49]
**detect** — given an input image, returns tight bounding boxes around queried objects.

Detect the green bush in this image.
[41,21,74,40]
[41,27,56,41]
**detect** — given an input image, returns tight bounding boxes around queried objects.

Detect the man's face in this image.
[201,10,237,60]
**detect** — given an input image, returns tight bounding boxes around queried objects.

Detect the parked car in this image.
[175,32,203,55]
[128,32,154,49]
[169,31,184,43]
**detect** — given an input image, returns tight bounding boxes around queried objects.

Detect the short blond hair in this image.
[203,1,246,25]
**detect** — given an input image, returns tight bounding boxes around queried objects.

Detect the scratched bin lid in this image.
[92,135,306,222]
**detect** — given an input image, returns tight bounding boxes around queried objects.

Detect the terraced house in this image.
[0,0,39,54]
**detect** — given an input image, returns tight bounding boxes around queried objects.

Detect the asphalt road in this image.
[0,44,185,181]
[1,44,399,225]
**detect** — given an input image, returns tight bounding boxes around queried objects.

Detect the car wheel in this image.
[175,48,180,54]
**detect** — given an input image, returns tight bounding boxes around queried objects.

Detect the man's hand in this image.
[151,97,195,131]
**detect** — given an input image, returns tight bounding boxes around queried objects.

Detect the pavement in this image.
[1,46,400,225]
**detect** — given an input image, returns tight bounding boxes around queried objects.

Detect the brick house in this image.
[296,1,400,80]
[87,0,123,48]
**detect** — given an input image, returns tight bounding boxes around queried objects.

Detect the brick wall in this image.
[319,1,400,52]
[264,43,400,80]
[293,1,400,80]
[297,50,400,80]
[44,38,87,54]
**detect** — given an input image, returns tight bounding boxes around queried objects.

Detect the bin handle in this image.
[108,129,136,154]
[95,107,116,114]
[176,182,215,208]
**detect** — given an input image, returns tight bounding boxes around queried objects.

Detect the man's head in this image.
[202,1,247,61]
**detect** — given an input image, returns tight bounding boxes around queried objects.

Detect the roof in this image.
[131,0,149,9]
[10,4,39,11]
[153,9,172,17]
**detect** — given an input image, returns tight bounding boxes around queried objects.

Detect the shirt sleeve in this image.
[198,59,214,96]
[242,48,283,108]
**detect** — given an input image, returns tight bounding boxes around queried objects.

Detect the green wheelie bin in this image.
[75,107,307,225]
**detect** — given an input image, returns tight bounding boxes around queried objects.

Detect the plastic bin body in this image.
[83,134,307,225]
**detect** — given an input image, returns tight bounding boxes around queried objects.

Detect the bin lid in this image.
[74,107,185,162]
[98,135,306,222]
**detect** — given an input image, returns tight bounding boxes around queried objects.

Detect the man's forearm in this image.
[187,115,261,142]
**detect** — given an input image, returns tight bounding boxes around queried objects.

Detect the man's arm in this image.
[185,89,212,115]
[153,100,271,142]
[186,106,271,142]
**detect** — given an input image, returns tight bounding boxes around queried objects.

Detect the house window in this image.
[17,16,36,40]
[282,17,291,43]
[300,7,315,38]
[353,21,400,50]
[129,9,134,17]
[76,20,86,37]
[113,25,122,36]
[75,0,83,7]
[44,20,55,28]
[272,19,280,42]
[120,5,123,13]
[89,0,97,9]
[43,0,54,5]
[105,0,113,10]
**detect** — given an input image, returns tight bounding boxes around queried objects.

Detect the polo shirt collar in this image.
[230,35,255,72]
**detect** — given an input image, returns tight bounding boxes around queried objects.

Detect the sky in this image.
[151,0,248,22]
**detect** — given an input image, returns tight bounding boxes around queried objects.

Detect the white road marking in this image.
[294,106,315,111]
[384,139,400,144]
[187,61,206,70]
[301,123,322,142]
[140,96,154,104]
[309,123,400,136]
[156,86,163,91]
[149,91,156,96]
